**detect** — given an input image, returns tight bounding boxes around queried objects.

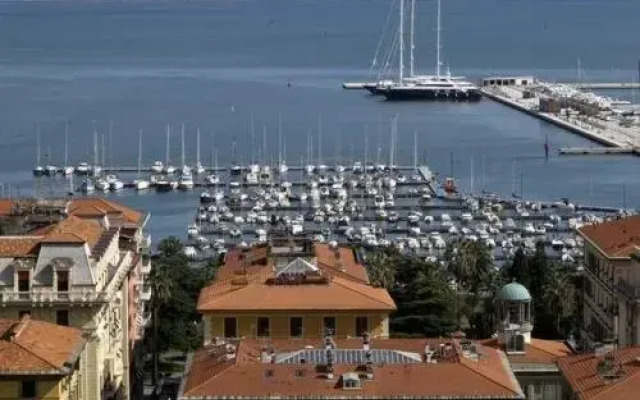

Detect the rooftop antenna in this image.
[399,0,405,82]
[410,0,415,77]
[436,0,442,77]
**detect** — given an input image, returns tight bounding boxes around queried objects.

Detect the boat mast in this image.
[165,124,170,166]
[399,0,405,81]
[64,121,69,166]
[317,116,322,165]
[36,126,41,166]
[436,0,441,77]
[413,131,417,172]
[93,123,98,167]
[278,114,282,167]
[181,123,185,167]
[137,130,143,178]
[196,127,201,166]
[410,0,415,78]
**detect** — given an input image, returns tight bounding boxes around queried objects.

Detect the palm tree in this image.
[149,263,174,395]
[543,264,571,335]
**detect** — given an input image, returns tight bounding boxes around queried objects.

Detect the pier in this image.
[574,82,640,90]
[558,147,635,156]
[480,80,640,156]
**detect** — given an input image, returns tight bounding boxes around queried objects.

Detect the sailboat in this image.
[164,124,176,175]
[194,128,206,175]
[380,0,481,101]
[277,115,288,174]
[134,130,150,190]
[180,123,191,176]
[62,122,74,175]
[33,128,44,176]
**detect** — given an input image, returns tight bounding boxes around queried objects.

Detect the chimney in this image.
[326,348,334,380]
[362,332,370,351]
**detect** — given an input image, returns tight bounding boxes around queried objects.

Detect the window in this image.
[257,317,270,337]
[57,271,69,292]
[56,310,69,326]
[18,271,29,292]
[323,317,336,336]
[19,310,30,319]
[290,317,303,337]
[224,317,237,338]
[21,380,36,398]
[355,316,368,337]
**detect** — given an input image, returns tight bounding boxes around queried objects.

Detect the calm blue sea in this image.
[0,0,639,240]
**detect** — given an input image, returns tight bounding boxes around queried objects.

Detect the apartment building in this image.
[578,216,640,347]
[197,241,396,342]
[0,315,85,400]
[0,198,152,400]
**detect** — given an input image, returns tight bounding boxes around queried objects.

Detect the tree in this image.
[157,236,183,258]
[149,263,174,389]
[365,249,397,290]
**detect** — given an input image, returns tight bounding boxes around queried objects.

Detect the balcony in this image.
[140,234,151,251]
[616,278,640,300]
[140,257,151,275]
[0,289,109,304]
[139,285,151,302]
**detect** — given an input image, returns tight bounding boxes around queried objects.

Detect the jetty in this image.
[480,77,640,156]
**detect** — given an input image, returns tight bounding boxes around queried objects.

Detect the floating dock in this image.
[574,83,640,90]
[558,147,635,155]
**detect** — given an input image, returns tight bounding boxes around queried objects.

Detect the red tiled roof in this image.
[68,197,143,225]
[0,316,84,374]
[479,338,572,365]
[180,338,524,399]
[557,347,640,400]
[0,237,42,257]
[578,216,640,258]
[38,215,104,248]
[200,245,394,313]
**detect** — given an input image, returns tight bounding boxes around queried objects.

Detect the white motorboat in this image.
[151,161,164,173]
[179,173,195,190]
[80,179,95,193]
[76,162,90,175]
[164,165,176,175]
[95,179,110,192]
[194,162,206,175]
[134,179,150,190]
[44,165,58,176]
[206,174,220,185]
[62,166,74,175]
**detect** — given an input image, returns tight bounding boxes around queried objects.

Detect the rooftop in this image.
[578,216,640,258]
[197,244,395,313]
[557,346,640,400]
[480,338,572,366]
[179,338,524,400]
[0,315,84,375]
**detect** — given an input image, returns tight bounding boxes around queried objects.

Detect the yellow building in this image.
[0,198,152,400]
[0,315,85,400]
[198,242,396,343]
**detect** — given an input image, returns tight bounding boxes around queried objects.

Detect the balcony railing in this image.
[139,285,151,302]
[140,257,151,275]
[0,289,109,304]
[616,278,640,300]
[141,234,151,250]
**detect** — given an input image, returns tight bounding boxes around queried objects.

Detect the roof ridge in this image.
[12,336,61,371]
[458,353,522,397]
[332,277,395,309]
[199,280,256,309]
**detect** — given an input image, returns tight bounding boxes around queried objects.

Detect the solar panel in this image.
[276,349,421,365]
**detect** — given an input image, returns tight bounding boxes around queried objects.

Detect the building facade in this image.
[0,315,85,400]
[578,216,640,347]
[198,242,395,343]
[0,198,152,400]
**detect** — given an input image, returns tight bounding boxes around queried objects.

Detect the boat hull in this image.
[382,88,482,101]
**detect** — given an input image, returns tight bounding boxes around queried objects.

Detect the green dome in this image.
[498,282,531,302]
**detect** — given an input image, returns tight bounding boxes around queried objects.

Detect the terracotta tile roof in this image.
[198,275,396,312]
[479,338,572,365]
[180,338,524,399]
[0,200,11,216]
[557,347,640,400]
[578,216,640,258]
[0,237,42,257]
[39,215,104,248]
[68,197,143,225]
[200,245,394,313]
[314,244,369,284]
[0,315,84,374]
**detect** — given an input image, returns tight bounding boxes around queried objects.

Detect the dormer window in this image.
[56,270,69,292]
[18,271,29,292]
[341,373,361,390]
